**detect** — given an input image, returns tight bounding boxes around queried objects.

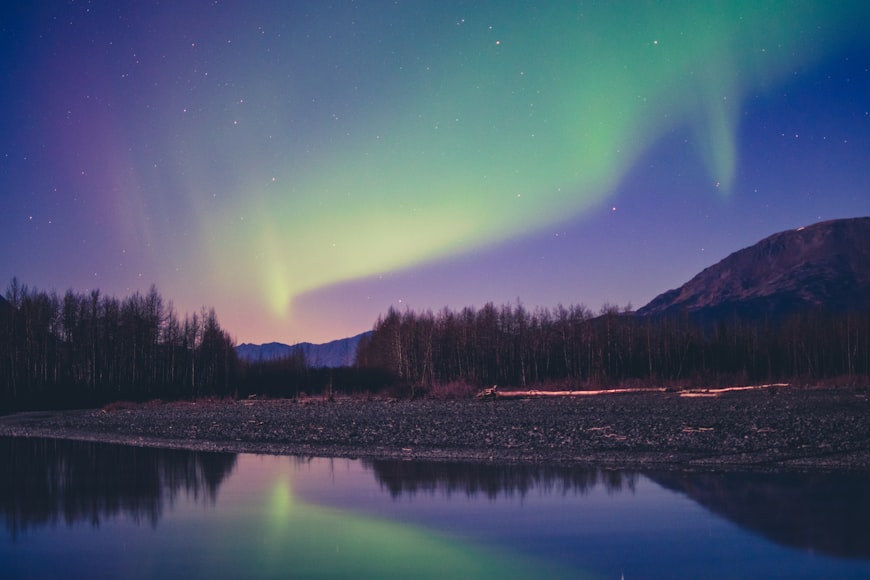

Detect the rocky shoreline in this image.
[2,386,870,470]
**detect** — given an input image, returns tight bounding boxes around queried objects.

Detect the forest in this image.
[355,302,870,394]
[3,277,870,410]
[0,278,393,410]
[0,278,237,410]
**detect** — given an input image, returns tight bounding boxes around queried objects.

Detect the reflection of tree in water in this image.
[650,470,870,560]
[0,438,237,539]
[364,459,637,499]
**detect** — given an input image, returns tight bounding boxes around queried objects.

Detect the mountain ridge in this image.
[637,217,870,319]
[236,331,372,368]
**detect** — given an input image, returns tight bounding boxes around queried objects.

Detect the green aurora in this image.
[4,0,868,343]
[199,2,864,323]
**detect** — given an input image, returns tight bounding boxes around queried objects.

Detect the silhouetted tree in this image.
[355,299,870,391]
[0,279,239,410]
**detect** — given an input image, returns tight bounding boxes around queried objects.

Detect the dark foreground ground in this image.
[2,386,869,470]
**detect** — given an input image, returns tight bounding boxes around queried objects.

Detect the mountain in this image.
[637,217,870,320]
[236,331,372,368]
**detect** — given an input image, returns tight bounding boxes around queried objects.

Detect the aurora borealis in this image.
[2,2,869,344]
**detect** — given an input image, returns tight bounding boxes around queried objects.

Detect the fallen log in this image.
[482,383,791,399]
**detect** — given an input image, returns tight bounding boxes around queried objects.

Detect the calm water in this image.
[1,437,869,579]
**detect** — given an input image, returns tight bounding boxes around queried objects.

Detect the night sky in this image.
[2,1,869,345]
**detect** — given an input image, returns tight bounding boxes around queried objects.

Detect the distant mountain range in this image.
[637,217,870,321]
[236,331,372,368]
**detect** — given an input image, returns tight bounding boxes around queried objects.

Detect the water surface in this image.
[2,437,869,578]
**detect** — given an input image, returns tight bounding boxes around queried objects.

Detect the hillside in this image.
[637,217,870,320]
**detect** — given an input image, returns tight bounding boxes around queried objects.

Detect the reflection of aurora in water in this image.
[208,454,578,579]
[0,442,576,578]
[3,441,870,578]
[364,458,870,561]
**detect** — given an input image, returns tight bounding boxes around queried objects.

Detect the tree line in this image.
[0,278,237,410]
[0,277,393,410]
[355,302,870,391]
[5,275,869,410]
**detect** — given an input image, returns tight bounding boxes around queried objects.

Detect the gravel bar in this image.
[2,386,869,470]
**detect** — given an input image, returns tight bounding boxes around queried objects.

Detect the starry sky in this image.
[2,1,869,345]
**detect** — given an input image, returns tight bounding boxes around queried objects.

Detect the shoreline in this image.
[2,386,870,470]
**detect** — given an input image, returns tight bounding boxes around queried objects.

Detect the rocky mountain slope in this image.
[637,217,870,320]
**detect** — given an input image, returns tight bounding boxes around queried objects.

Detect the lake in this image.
[1,437,869,579]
